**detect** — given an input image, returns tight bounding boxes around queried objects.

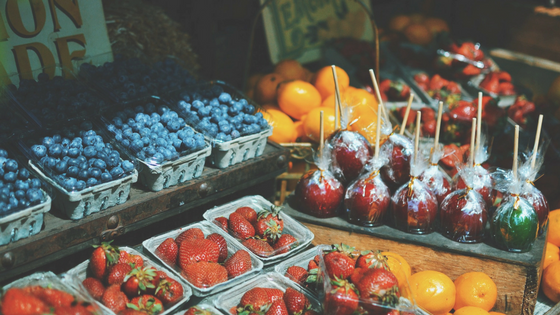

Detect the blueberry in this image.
[113,117,124,128]
[251,123,262,133]
[219,123,232,134]
[9,197,18,208]
[78,169,89,180]
[60,147,69,157]
[15,189,26,200]
[155,138,168,147]
[54,160,68,173]
[145,103,156,113]
[52,134,62,143]
[131,139,144,152]
[61,138,71,147]
[244,104,255,114]
[32,145,47,158]
[107,155,120,168]
[79,161,88,170]
[97,152,108,163]
[48,144,63,157]
[45,157,57,169]
[121,139,131,148]
[30,178,42,188]
[93,159,107,170]
[161,149,176,161]
[70,137,82,147]
[89,168,102,179]
[168,120,181,132]
[68,147,80,158]
[0,168,3,178]
[75,180,86,190]
[151,153,164,164]
[0,149,7,158]
[259,118,269,128]
[83,146,96,158]
[84,130,96,137]
[95,143,105,152]
[63,177,78,191]
[67,166,79,177]
[218,92,232,103]
[151,113,161,122]
[192,100,204,110]
[77,156,87,164]
[171,139,183,150]
[14,180,28,191]
[110,166,124,178]
[86,177,98,187]
[26,188,42,202]
[17,168,30,180]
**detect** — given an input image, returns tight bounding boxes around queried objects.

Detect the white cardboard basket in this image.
[0,193,51,246]
[208,127,272,169]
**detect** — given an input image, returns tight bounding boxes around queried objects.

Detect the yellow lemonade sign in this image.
[261,0,373,64]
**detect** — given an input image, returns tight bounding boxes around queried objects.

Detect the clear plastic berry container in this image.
[100,97,211,191]
[202,195,314,266]
[213,272,323,315]
[181,303,222,315]
[65,246,192,315]
[2,271,103,315]
[142,220,263,297]
[18,119,138,220]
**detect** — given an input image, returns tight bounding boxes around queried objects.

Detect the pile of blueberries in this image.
[7,73,107,125]
[106,103,206,164]
[0,97,34,142]
[30,124,135,192]
[79,56,197,103]
[0,149,45,216]
[175,85,269,142]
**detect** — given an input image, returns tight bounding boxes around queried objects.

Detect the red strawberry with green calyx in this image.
[107,263,133,286]
[324,277,359,315]
[155,277,184,304]
[354,268,400,314]
[255,206,284,243]
[184,306,213,315]
[266,299,289,315]
[128,295,164,315]
[90,241,120,280]
[238,287,272,314]
[324,251,355,280]
[155,238,178,264]
[325,243,359,261]
[229,212,256,240]
[242,238,274,257]
[123,266,157,297]
[285,266,308,286]
[272,234,297,254]
[283,287,310,315]
[356,250,389,270]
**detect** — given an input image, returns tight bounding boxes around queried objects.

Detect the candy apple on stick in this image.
[296,111,345,218]
[440,118,488,243]
[391,111,439,234]
[491,125,539,252]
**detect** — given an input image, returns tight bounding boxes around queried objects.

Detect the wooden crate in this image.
[282,195,546,315]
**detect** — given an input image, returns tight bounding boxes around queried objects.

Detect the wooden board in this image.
[282,195,546,315]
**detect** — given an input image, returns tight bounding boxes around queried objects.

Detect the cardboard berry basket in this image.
[100,97,212,192]
[2,271,103,315]
[18,120,138,220]
[142,220,263,297]
[213,272,323,315]
[65,246,192,315]
[164,80,272,169]
[202,195,314,266]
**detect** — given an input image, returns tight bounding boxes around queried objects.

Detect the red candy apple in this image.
[345,172,390,226]
[295,169,344,218]
[329,130,372,183]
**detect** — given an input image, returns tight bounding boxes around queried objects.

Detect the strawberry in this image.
[238,287,271,313]
[420,107,435,122]
[25,287,75,307]
[356,250,389,270]
[354,268,400,313]
[283,287,310,315]
[118,250,144,268]
[445,81,461,94]
[461,64,481,77]
[266,299,289,315]
[155,238,178,264]
[0,288,50,315]
[450,102,476,123]
[128,295,164,315]
[242,238,274,257]
[224,249,253,278]
[480,72,499,94]
[497,71,512,82]
[53,303,96,315]
[175,228,204,247]
[285,266,308,286]
[101,284,128,313]
[235,206,258,225]
[120,310,148,315]
[398,107,416,128]
[350,267,364,285]
[324,251,355,280]
[214,217,229,231]
[429,74,446,91]
[413,73,429,85]
[272,234,297,254]
[498,82,515,95]
[155,277,184,304]
[302,311,320,315]
[106,263,133,286]
[229,212,255,239]
[178,238,220,270]
[182,261,228,288]
[263,288,284,303]
[184,306,213,315]
[324,278,359,315]
[206,233,228,263]
[123,266,158,297]
[82,277,105,301]
[387,81,411,101]
[422,119,436,137]
[90,241,120,280]
[254,207,284,243]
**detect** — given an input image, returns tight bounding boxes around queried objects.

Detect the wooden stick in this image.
[513,125,519,181]
[375,102,381,159]
[414,111,422,166]
[319,110,324,154]
[369,69,389,121]
[469,118,477,166]
[400,94,414,136]
[476,92,483,156]
[331,66,343,130]
[434,101,443,147]
[531,114,543,170]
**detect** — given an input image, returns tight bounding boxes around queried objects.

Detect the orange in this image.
[453,272,497,311]
[262,109,297,144]
[254,73,286,104]
[409,270,456,315]
[381,251,412,296]
[303,107,336,142]
[321,92,347,108]
[346,87,378,108]
[261,103,280,111]
[389,15,411,32]
[489,313,506,315]
[544,242,560,270]
[313,66,350,100]
[348,103,378,145]
[423,17,450,35]
[293,120,307,141]
[274,59,308,81]
[247,73,264,90]
[277,80,322,120]
[548,210,560,247]
[543,260,560,303]
[404,23,433,46]
[454,306,490,315]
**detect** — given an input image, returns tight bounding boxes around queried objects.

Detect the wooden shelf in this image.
[0,142,289,283]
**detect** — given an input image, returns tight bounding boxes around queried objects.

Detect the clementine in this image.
[423,17,450,35]
[548,209,560,247]
[261,103,280,111]
[544,242,560,270]
[274,59,308,81]
[303,107,337,142]
[453,272,497,311]
[542,260,560,303]
[404,23,433,46]
[254,73,286,104]
[313,66,350,100]
[247,73,264,90]
[454,306,490,315]
[489,312,506,315]
[381,251,412,296]
[262,109,297,144]
[293,120,307,141]
[409,270,456,315]
[348,103,378,145]
[389,15,412,32]
[277,80,322,120]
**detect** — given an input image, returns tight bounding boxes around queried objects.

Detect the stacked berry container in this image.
[203,195,314,266]
[182,303,222,314]
[142,220,263,297]
[18,120,138,220]
[65,246,192,315]
[0,147,51,246]
[167,81,272,168]
[101,99,211,191]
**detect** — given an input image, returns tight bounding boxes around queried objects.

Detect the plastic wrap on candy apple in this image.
[295,169,344,218]
[521,184,549,236]
[440,188,488,243]
[345,171,390,227]
[491,195,538,253]
[328,130,372,184]
[391,178,438,234]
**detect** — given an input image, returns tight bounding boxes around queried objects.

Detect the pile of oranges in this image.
[388,13,449,46]
[245,60,380,145]
[542,209,560,304]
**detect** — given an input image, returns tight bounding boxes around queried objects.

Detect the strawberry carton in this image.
[65,246,192,315]
[1,271,102,315]
[142,220,263,297]
[182,303,222,315]
[213,272,323,315]
[317,244,417,315]
[203,195,314,266]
